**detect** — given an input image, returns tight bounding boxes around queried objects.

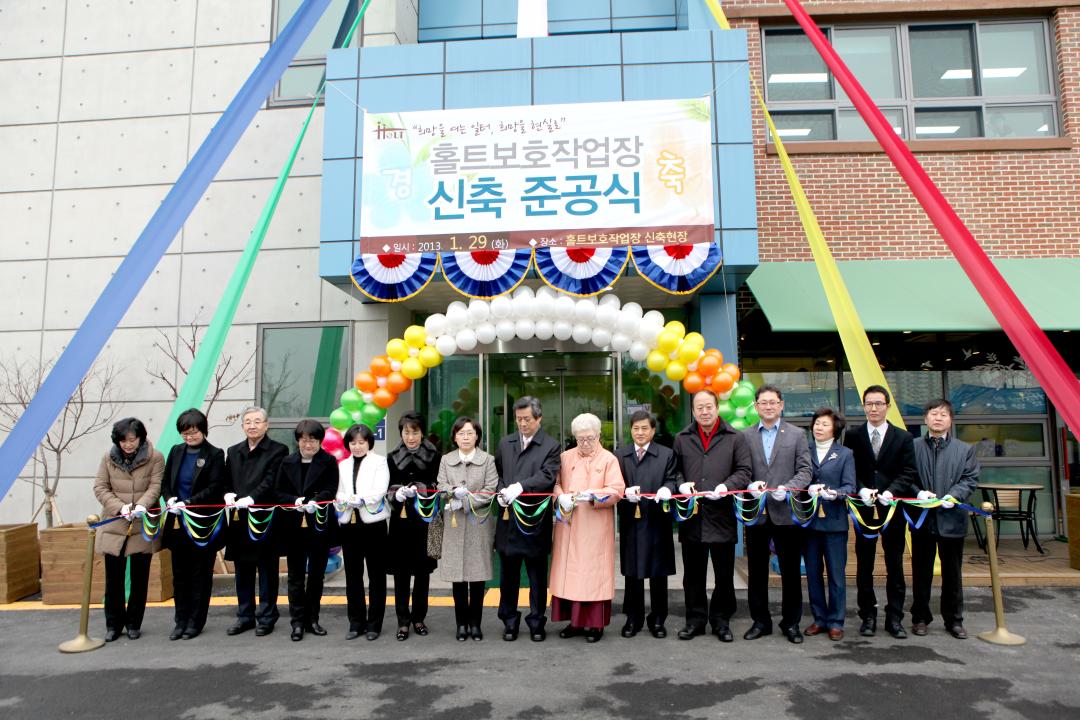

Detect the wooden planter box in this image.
[1067,493,1080,571]
[0,524,40,603]
[40,523,173,605]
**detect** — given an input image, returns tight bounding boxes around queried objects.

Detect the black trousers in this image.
[452,581,486,627]
[854,507,908,624]
[622,575,669,629]
[341,519,386,633]
[393,572,430,627]
[497,552,548,633]
[234,549,280,627]
[286,543,330,628]
[910,529,966,627]
[103,552,151,631]
[680,540,735,630]
[745,521,804,630]
[170,543,216,632]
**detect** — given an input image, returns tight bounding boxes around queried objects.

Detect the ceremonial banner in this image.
[358,97,715,254]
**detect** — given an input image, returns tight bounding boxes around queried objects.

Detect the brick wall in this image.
[724,2,1080,262]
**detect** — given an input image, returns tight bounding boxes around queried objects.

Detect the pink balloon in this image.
[322,430,344,454]
[333,448,350,463]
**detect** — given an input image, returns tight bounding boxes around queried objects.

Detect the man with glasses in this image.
[742,385,812,643]
[224,406,288,636]
[843,385,918,639]
[493,396,562,642]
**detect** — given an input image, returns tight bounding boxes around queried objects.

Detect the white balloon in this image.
[611,332,632,352]
[553,321,573,341]
[621,302,644,320]
[512,285,535,301]
[496,319,516,341]
[515,319,536,340]
[598,293,621,309]
[426,335,437,348]
[511,294,533,321]
[688,362,698,372]
[424,313,447,338]
[594,303,618,329]
[628,341,650,361]
[435,334,457,356]
[468,299,490,324]
[735,406,748,418]
[573,299,597,324]
[642,309,665,326]
[615,309,641,335]
[572,323,593,345]
[475,322,496,345]
[408,347,419,357]
[718,390,733,401]
[536,285,557,302]
[361,392,374,403]
[390,360,402,372]
[591,328,612,348]
[446,303,469,330]
[553,294,576,318]
[639,322,663,345]
[455,328,477,352]
[376,377,387,388]
[533,291,554,320]
[534,319,554,340]
[491,295,513,319]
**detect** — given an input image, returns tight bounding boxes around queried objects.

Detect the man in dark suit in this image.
[615,410,679,638]
[843,384,918,639]
[742,385,813,643]
[224,406,288,637]
[494,396,562,642]
[672,389,752,643]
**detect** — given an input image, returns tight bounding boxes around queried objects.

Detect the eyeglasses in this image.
[755,400,781,407]
[180,429,202,438]
[297,437,321,444]
[455,429,477,437]
[575,435,598,444]
[864,401,889,408]
[242,419,267,427]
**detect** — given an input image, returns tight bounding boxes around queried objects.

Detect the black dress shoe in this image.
[412,622,429,636]
[470,626,483,641]
[677,625,705,640]
[621,622,639,638]
[558,625,583,639]
[104,628,122,642]
[126,628,141,640]
[290,626,304,641]
[743,623,773,641]
[714,625,734,643]
[584,628,603,643]
[886,623,908,640]
[859,618,876,637]
[948,624,968,640]
[530,629,546,642]
[255,624,274,637]
[784,627,804,644]
[366,631,380,641]
[183,625,201,640]
[456,625,469,641]
[650,626,667,639]
[306,622,328,636]
[227,621,255,636]
[503,627,518,641]
[396,626,410,641]
[911,622,928,636]
[169,626,185,641]
[346,628,362,640]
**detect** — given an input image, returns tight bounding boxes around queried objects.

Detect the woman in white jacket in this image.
[336,423,390,640]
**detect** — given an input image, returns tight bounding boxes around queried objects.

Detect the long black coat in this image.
[224,435,288,562]
[272,449,340,552]
[386,441,439,575]
[494,428,562,557]
[616,443,678,579]
[844,421,918,527]
[672,421,753,545]
[160,441,226,551]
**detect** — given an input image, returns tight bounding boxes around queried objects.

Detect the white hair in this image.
[570,413,602,436]
[241,406,268,422]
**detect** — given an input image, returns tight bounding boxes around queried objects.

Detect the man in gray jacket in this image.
[910,399,979,639]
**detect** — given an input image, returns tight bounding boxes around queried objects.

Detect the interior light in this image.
[903,330,913,334]
[982,67,1027,78]
[871,341,881,346]
[940,69,973,80]
[768,73,829,84]
[776,128,813,138]
[916,125,961,136]
[1036,124,1049,133]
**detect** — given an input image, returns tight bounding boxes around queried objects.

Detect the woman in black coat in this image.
[387,411,439,640]
[161,409,226,641]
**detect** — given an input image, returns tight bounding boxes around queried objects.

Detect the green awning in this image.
[747,259,1080,332]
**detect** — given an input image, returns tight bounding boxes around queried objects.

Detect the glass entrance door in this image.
[484,352,617,452]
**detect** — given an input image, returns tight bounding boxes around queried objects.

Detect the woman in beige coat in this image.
[93,417,164,641]
[436,416,499,642]
[550,413,625,643]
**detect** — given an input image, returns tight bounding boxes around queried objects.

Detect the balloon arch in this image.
[321,286,759,459]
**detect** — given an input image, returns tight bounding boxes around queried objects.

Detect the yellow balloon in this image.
[386,338,409,361]
[664,320,686,339]
[656,330,680,354]
[401,357,426,380]
[418,345,442,368]
[666,361,687,382]
[683,331,705,348]
[677,342,700,365]
[646,350,669,373]
[404,325,428,348]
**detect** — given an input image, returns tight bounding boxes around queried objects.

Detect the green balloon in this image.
[745,407,761,426]
[360,402,386,428]
[718,401,735,422]
[439,409,455,426]
[731,385,755,408]
[329,407,352,431]
[739,379,755,392]
[340,388,363,413]
[729,417,749,431]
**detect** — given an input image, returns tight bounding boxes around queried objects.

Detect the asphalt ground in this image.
[1,585,1078,719]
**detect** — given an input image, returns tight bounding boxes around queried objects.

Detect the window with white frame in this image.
[762,18,1059,141]
[271,0,363,106]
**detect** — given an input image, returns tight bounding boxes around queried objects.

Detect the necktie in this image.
[871,428,882,458]
[636,447,645,462]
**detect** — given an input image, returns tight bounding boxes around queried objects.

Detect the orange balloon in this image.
[698,354,721,378]
[722,363,741,383]
[712,371,735,393]
[354,372,378,393]
[682,372,705,394]
[386,371,411,395]
[370,355,392,377]
[704,348,724,362]
[372,388,397,409]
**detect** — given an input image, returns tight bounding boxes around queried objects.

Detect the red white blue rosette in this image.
[533,245,629,297]
[631,241,722,295]
[440,249,532,299]
[350,252,439,302]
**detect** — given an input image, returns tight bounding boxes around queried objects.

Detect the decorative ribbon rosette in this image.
[631,241,722,295]
[350,251,439,302]
[534,245,629,297]
[440,249,532,299]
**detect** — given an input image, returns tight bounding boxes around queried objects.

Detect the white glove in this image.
[654,486,672,503]
[877,490,894,507]
[449,498,464,512]
[394,487,408,503]
[678,482,695,496]
[453,486,469,500]
[808,484,825,498]
[705,483,728,501]
[625,486,641,503]
[858,487,876,506]
[576,490,595,503]
[294,497,305,508]
[224,492,237,507]
[500,482,523,504]
[120,503,132,519]
[917,490,937,501]
[402,485,418,498]
[771,486,788,502]
[304,500,318,514]
[235,495,254,508]
[496,493,509,507]
[348,494,361,507]
[748,481,766,499]
[558,493,575,512]
[821,488,839,501]
[167,497,184,514]
[132,504,147,517]
[940,495,957,509]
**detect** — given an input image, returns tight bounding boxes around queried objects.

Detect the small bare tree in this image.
[0,357,123,528]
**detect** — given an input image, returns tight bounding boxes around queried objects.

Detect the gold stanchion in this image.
[58,515,106,653]
[977,502,1025,646]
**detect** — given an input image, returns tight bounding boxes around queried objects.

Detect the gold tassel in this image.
[634,504,641,519]
[232,508,239,522]
[173,515,180,530]
[451,512,458,529]
[350,509,357,525]
[818,501,826,519]
[502,506,509,521]
[400,504,407,519]
[693,500,699,516]
[301,514,308,529]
